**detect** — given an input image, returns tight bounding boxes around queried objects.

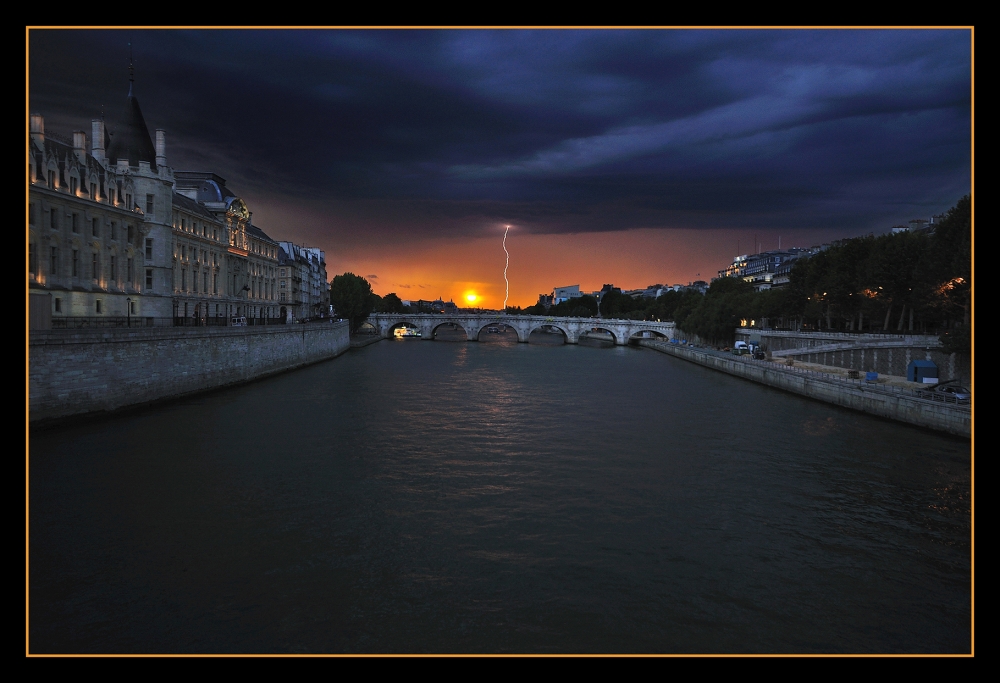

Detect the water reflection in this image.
[29,340,971,654]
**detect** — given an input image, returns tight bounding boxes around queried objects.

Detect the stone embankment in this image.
[29,321,350,424]
[734,328,968,382]
[639,340,970,438]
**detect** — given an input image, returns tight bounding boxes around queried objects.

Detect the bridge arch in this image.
[579,326,619,345]
[476,321,519,342]
[629,328,670,341]
[432,320,474,341]
[527,323,570,344]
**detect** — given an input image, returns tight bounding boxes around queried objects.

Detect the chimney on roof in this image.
[92,119,106,164]
[73,131,87,163]
[155,129,166,167]
[30,114,44,144]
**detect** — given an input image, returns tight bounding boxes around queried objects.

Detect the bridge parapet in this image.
[368,313,675,345]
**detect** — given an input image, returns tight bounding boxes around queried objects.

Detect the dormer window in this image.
[70,177,78,194]
[47,170,55,189]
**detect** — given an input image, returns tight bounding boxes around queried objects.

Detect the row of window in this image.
[31,245,136,282]
[172,213,278,259]
[174,271,279,300]
[177,269,220,295]
[31,203,139,244]
[52,297,138,315]
[175,243,229,268]
[173,214,220,242]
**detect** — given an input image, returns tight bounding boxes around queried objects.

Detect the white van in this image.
[231,317,247,327]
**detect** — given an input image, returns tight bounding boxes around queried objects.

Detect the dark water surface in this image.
[29,338,971,654]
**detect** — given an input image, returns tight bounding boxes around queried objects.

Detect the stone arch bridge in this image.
[366,313,676,346]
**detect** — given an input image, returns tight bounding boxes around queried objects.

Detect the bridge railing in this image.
[367,313,675,327]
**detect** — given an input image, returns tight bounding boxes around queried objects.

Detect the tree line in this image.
[518,196,970,351]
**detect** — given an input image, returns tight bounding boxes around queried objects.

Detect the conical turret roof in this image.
[106,80,157,172]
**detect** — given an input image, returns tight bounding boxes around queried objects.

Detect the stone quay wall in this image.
[29,321,350,424]
[639,340,970,439]
[734,329,969,382]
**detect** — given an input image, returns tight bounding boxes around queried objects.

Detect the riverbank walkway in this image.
[638,340,971,438]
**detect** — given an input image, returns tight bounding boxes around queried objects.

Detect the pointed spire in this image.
[106,41,157,171]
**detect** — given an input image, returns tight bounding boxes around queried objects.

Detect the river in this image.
[28,336,971,654]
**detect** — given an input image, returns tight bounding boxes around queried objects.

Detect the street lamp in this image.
[126,297,132,328]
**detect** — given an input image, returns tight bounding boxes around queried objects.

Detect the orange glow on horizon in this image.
[308,226,860,311]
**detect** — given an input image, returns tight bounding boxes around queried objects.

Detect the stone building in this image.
[277,242,329,321]
[28,71,283,327]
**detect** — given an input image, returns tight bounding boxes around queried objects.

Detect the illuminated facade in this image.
[28,115,153,320]
[717,248,816,292]
[28,75,282,325]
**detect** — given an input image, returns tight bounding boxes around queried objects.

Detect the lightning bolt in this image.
[503,226,510,311]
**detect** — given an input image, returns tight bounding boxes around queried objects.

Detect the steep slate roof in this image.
[105,84,157,171]
[248,224,279,245]
[171,190,217,220]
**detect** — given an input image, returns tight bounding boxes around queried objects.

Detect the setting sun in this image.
[465,293,478,303]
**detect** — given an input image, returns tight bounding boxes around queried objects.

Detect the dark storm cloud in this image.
[28,28,970,236]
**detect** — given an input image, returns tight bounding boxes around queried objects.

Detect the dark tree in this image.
[330,273,376,332]
[680,277,754,344]
[939,323,971,356]
[377,292,406,313]
[599,289,627,318]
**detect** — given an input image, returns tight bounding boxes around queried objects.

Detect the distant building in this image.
[278,242,328,321]
[537,293,554,308]
[623,286,668,299]
[718,248,815,292]
[411,299,445,314]
[553,285,582,304]
[892,217,937,235]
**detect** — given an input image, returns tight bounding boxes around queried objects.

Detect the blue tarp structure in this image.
[907,360,938,382]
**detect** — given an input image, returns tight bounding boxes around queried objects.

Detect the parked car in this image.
[917,380,970,404]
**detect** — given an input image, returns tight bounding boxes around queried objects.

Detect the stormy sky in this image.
[28,28,971,307]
